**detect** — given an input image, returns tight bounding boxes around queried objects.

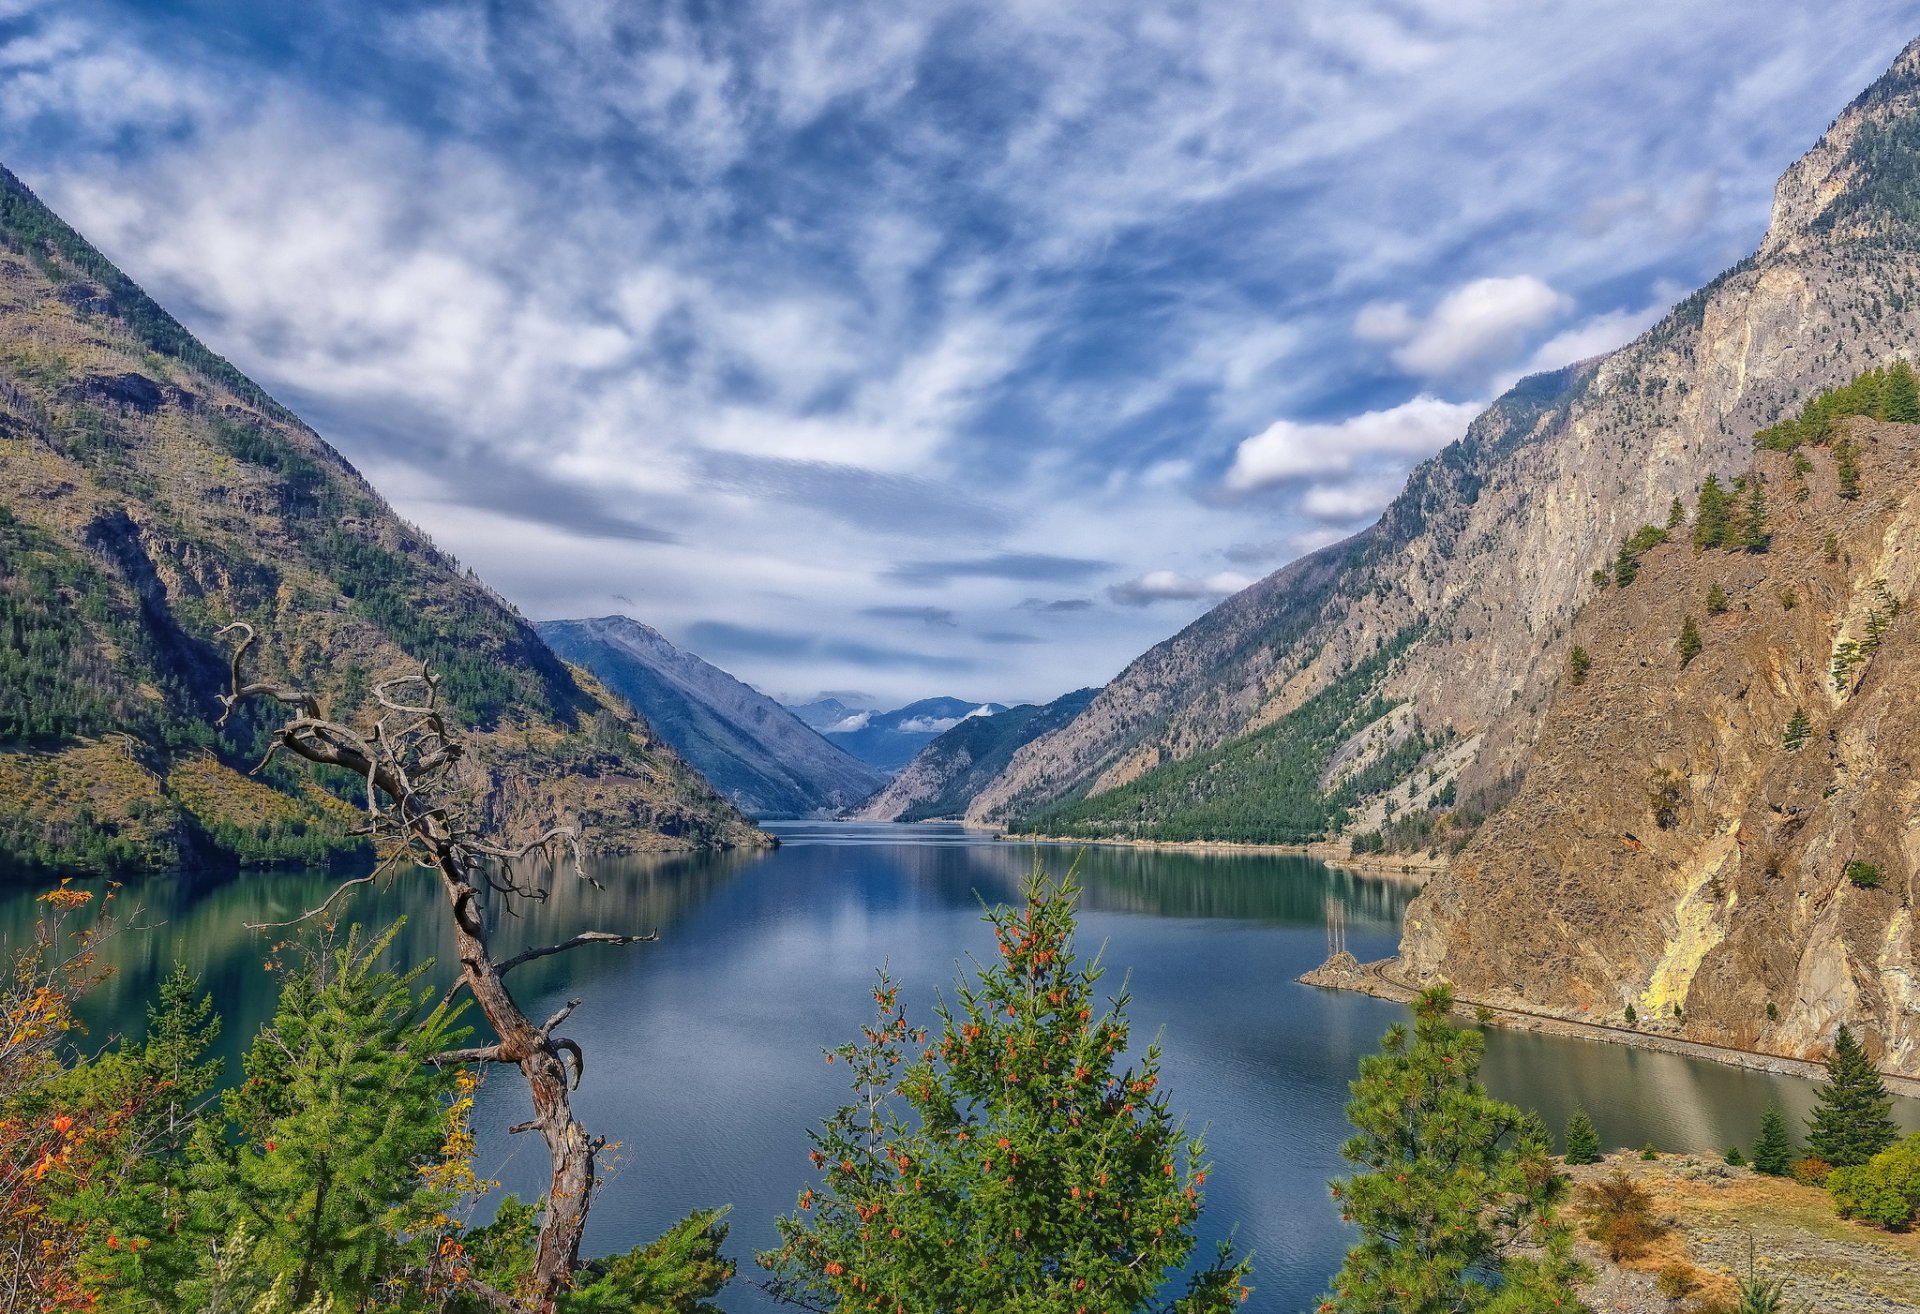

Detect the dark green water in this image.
[4,823,1913,1311]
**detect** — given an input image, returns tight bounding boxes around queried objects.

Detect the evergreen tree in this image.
[1666,497,1685,529]
[1881,358,1920,423]
[1563,1109,1601,1165]
[1752,1105,1794,1177]
[761,867,1251,1313]
[1613,543,1639,588]
[1706,583,1729,615]
[1782,706,1811,752]
[1805,1024,1900,1168]
[1693,477,1733,550]
[1568,646,1591,687]
[1324,987,1583,1314]
[180,921,468,1306]
[1743,479,1770,551]
[1678,616,1703,668]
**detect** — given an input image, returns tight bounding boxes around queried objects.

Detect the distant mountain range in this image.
[0,165,763,878]
[787,695,1009,773]
[536,617,887,818]
[853,688,1097,822]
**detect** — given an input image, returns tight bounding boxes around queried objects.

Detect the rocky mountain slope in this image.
[852,687,1096,822]
[536,616,886,818]
[1397,405,1920,1076]
[0,164,765,877]
[967,36,1920,847]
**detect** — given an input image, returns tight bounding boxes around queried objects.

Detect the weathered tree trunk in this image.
[216,625,651,1312]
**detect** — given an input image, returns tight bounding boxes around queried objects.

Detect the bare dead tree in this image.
[215,623,655,1311]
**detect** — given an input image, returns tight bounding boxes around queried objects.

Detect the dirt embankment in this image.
[1569,1153,1920,1314]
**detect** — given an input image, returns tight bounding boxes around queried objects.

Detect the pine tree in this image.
[1694,476,1732,550]
[1666,497,1685,529]
[1563,1109,1602,1165]
[1743,479,1770,551]
[1325,987,1583,1314]
[1805,1024,1900,1167]
[1782,706,1811,752]
[1881,358,1920,423]
[1678,616,1703,667]
[1752,1104,1793,1176]
[760,867,1252,1313]
[1706,583,1729,615]
[1568,646,1591,687]
[181,921,468,1305]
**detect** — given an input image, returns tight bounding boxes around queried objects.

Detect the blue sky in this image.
[2,2,1915,705]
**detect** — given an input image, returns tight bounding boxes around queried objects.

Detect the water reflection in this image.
[0,825,1911,1314]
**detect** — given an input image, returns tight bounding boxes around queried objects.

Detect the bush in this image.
[1845,860,1882,889]
[1706,583,1729,615]
[1828,1133,1920,1229]
[1678,616,1703,667]
[1656,1264,1700,1299]
[1578,1168,1662,1261]
[1640,1142,1659,1161]
[1725,1146,1747,1168]
[1790,1157,1833,1186]
[1569,645,1592,686]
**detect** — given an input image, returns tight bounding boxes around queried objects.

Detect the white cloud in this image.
[1300,477,1407,523]
[1358,275,1572,378]
[1107,570,1256,607]
[1223,395,1482,492]
[1519,287,1681,375]
[825,711,873,733]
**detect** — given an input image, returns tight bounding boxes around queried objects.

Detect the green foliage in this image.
[1678,616,1703,668]
[1693,477,1736,550]
[1563,1109,1601,1165]
[1568,646,1591,686]
[1666,497,1686,529]
[1706,583,1729,616]
[178,921,468,1306]
[1753,1105,1794,1176]
[1834,438,1863,500]
[1805,1024,1900,1168]
[1323,987,1583,1314]
[1612,523,1670,587]
[760,866,1251,1313]
[1742,479,1770,551]
[1827,1133,1920,1230]
[1884,358,1920,421]
[1845,860,1883,889]
[566,1207,736,1313]
[1724,1145,1747,1168]
[1012,627,1427,844]
[1623,1003,1638,1026]
[1782,707,1811,752]
[1753,361,1912,450]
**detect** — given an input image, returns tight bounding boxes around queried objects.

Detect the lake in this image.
[5,822,1915,1312]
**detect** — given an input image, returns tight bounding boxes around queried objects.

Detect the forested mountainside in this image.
[966,36,1920,852]
[0,165,764,878]
[537,616,886,818]
[1399,391,1920,1076]
[853,687,1096,822]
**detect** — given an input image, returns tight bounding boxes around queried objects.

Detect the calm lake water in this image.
[4,822,1915,1312]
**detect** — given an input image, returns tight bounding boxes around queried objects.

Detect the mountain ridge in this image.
[0,163,766,876]
[536,616,887,818]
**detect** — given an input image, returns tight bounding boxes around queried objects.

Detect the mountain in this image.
[968,36,1920,1072]
[787,697,867,733]
[0,164,765,878]
[852,688,1097,822]
[972,35,1920,840]
[806,696,1010,773]
[1403,404,1920,1076]
[535,616,887,818]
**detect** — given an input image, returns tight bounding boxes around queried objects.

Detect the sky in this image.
[1,2,1915,707]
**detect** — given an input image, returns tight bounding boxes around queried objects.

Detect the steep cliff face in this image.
[1399,416,1920,1076]
[537,616,886,818]
[852,687,1097,822]
[969,36,1920,839]
[0,165,764,876]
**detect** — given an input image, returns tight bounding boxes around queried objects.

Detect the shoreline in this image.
[1302,954,1920,1100]
[999,831,1448,878]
